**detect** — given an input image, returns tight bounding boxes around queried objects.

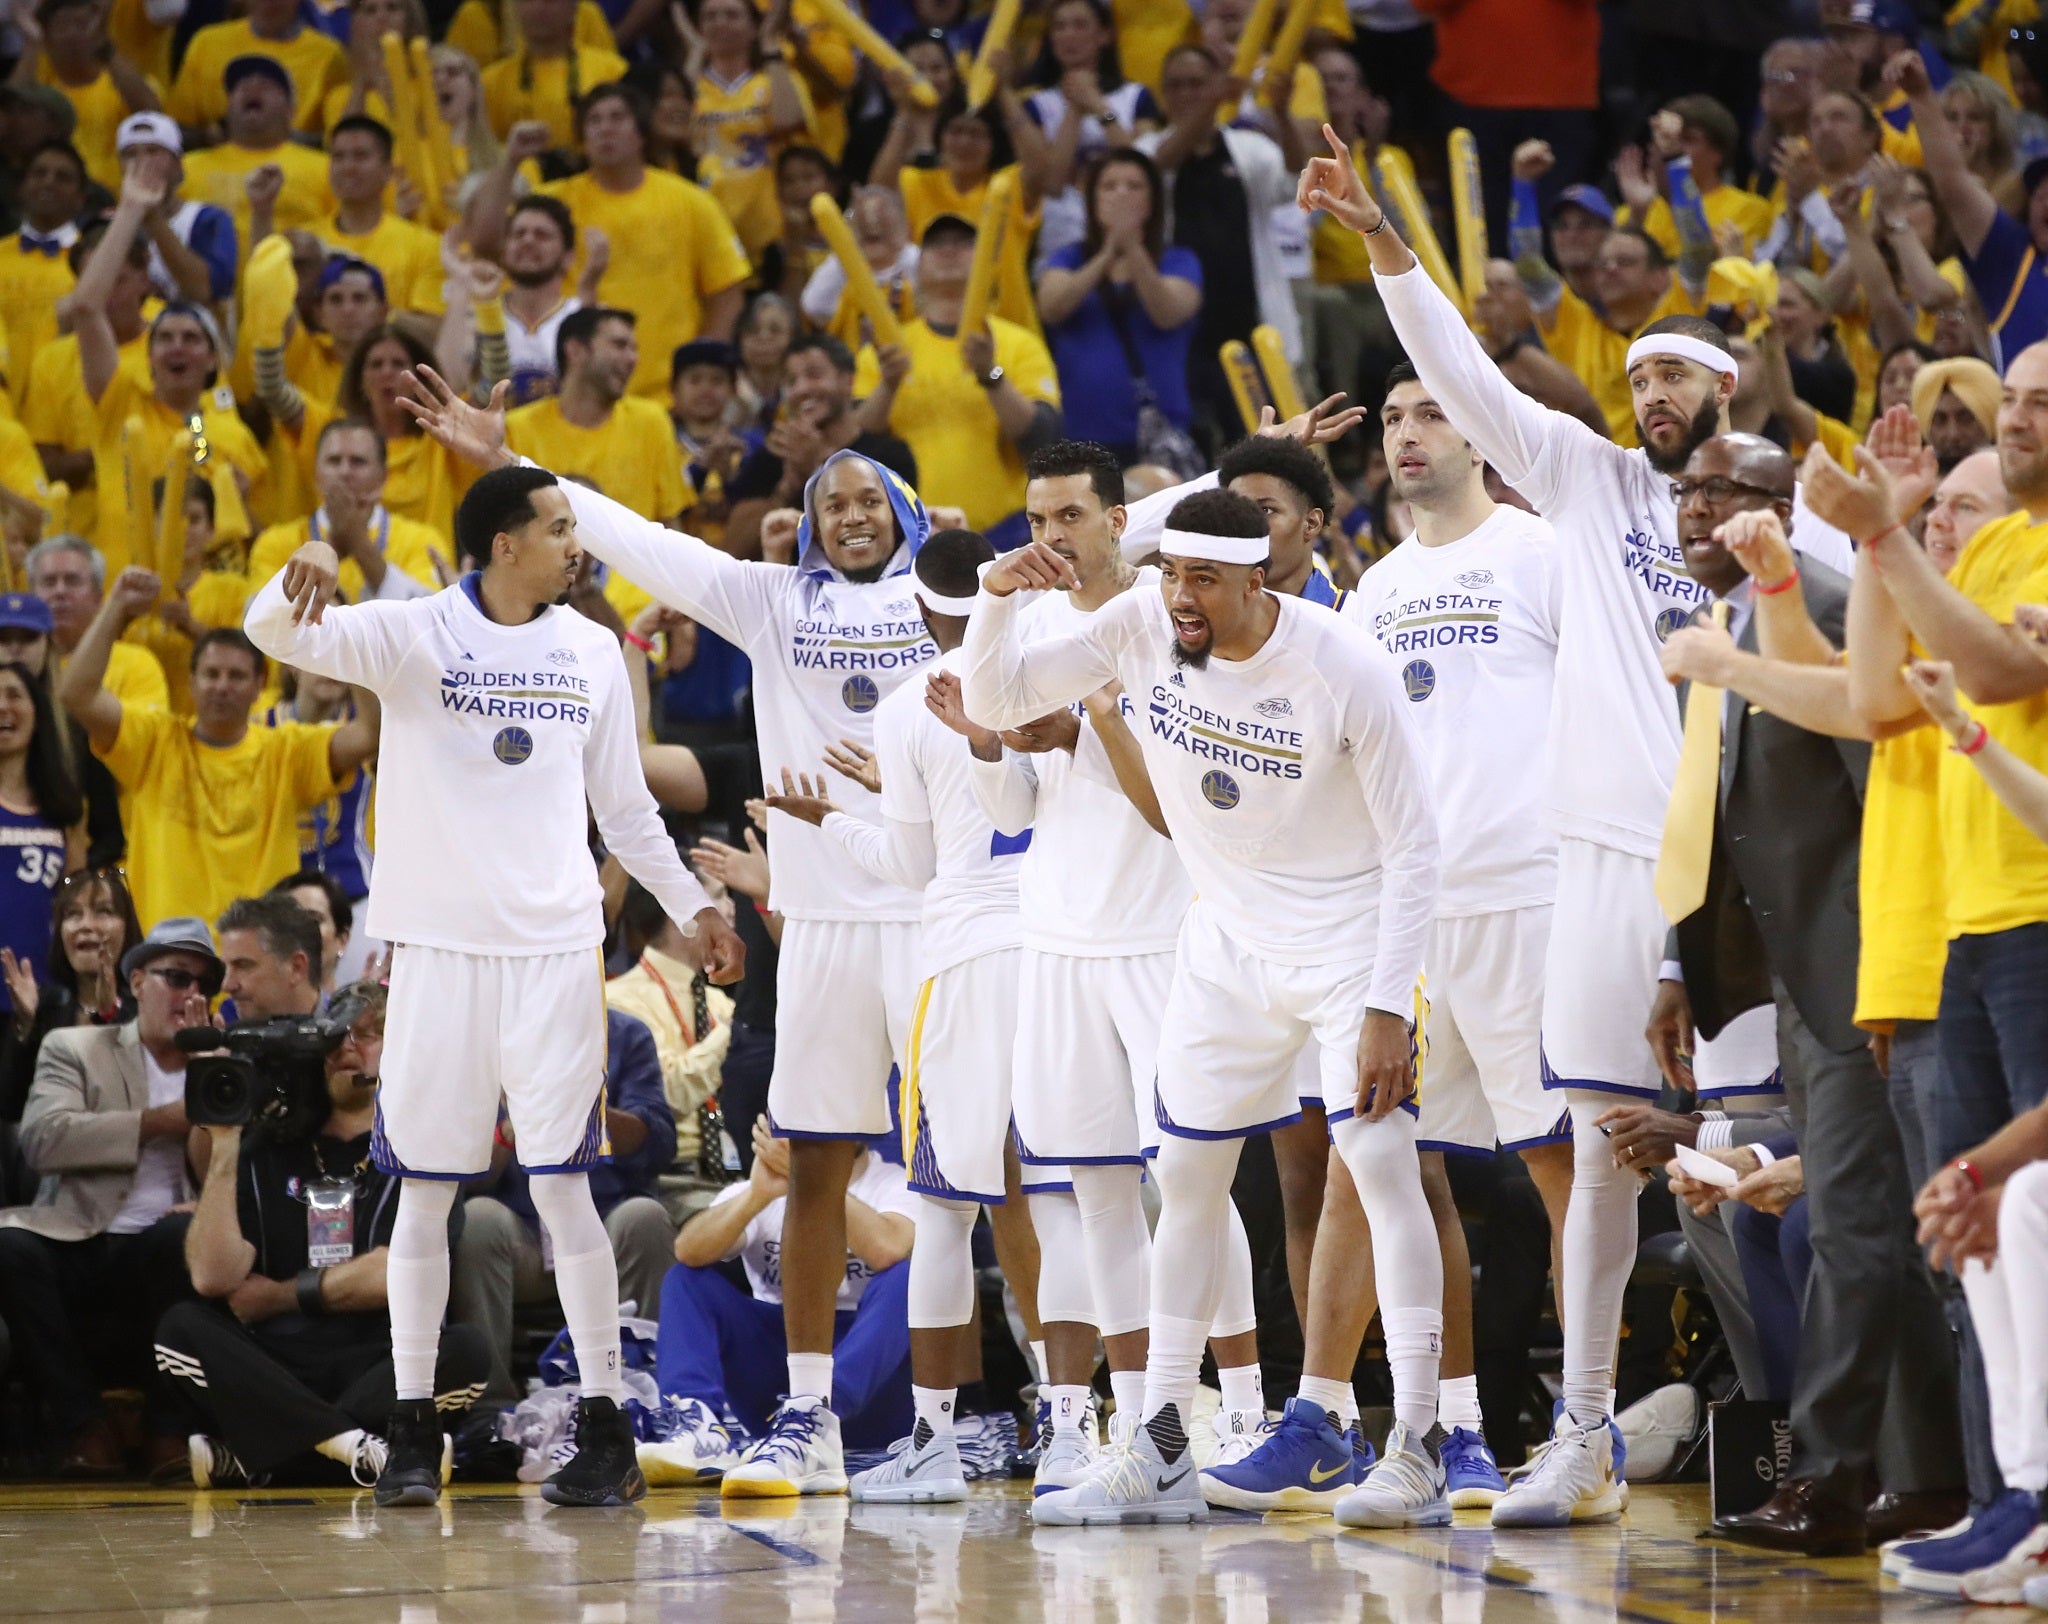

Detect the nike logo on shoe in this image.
[1156,1467,1191,1493]
[1309,1462,1349,1483]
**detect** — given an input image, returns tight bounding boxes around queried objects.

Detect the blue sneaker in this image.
[1343,1424,1377,1477]
[1200,1398,1361,1512]
[1897,1489,2040,1596]
[1442,1426,1507,1509]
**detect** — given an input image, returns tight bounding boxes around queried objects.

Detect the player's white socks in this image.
[530,1172,623,1403]
[1298,1375,1352,1420]
[1215,1197,1258,1340]
[912,1384,957,1440]
[1069,1163,1153,1337]
[1109,1368,1145,1419]
[1439,1374,1483,1433]
[1561,1089,1639,1427]
[907,1196,979,1329]
[1142,1134,1244,1433]
[1141,1314,1209,1435]
[788,1353,834,1404]
[1218,1363,1264,1416]
[1383,1309,1445,1436]
[1046,1384,1092,1437]
[1027,1189,1096,1329]
[388,1178,458,1400]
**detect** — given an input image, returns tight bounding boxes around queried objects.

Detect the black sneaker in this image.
[542,1396,648,1507]
[374,1398,446,1507]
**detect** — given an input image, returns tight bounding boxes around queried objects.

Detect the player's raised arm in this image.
[961,543,1124,732]
[1301,124,1599,502]
[243,544,423,693]
[582,644,746,984]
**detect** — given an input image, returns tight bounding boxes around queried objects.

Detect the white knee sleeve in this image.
[1070,1163,1153,1337]
[908,1196,980,1330]
[1331,1112,1442,1431]
[1561,1089,1635,1423]
[1211,1195,1258,1340]
[1028,1189,1096,1327]
[529,1172,624,1402]
[1144,1136,1244,1422]
[389,1179,459,1400]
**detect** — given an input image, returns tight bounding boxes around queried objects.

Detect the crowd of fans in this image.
[0,0,2047,1595]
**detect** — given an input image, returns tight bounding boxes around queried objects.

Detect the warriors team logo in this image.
[1254,697,1294,718]
[1402,659,1436,702]
[493,726,534,765]
[842,675,880,712]
[1201,769,1241,810]
[1655,606,1691,641]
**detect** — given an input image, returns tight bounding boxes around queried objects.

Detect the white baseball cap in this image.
[116,111,182,156]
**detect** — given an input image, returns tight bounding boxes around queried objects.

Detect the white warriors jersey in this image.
[963,584,1440,1014]
[243,572,712,956]
[555,476,938,922]
[1347,505,1562,917]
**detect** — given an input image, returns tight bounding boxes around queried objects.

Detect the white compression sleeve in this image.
[1069,1162,1153,1337]
[1028,1188,1097,1327]
[1143,1135,1244,1427]
[529,1172,624,1403]
[1561,1088,1640,1425]
[388,1179,459,1400]
[1211,1195,1258,1340]
[1331,1110,1442,1433]
[907,1196,980,1330]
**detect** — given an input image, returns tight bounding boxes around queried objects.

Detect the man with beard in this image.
[493,198,603,406]
[401,368,937,1501]
[1301,126,1850,1528]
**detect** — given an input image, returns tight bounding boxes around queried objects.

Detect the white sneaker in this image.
[849,1426,968,1504]
[188,1435,259,1489]
[1614,1383,1699,1484]
[721,1399,846,1499]
[638,1399,749,1486]
[1490,1418,1622,1528]
[1035,1425,1099,1498]
[1962,1521,2048,1604]
[1032,1410,1208,1527]
[2023,1569,2048,1609]
[1205,1408,1272,1469]
[1334,1423,1451,1529]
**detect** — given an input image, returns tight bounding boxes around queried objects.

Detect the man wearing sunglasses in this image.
[0,916,222,1477]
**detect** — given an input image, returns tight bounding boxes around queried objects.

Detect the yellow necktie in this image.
[1654,599,1731,925]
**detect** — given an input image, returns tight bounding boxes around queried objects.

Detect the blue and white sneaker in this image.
[849,1422,968,1504]
[1490,1416,1622,1528]
[721,1398,846,1499]
[1334,1422,1451,1528]
[1204,1407,1273,1469]
[1896,1488,2039,1596]
[1442,1426,1507,1509]
[1881,1512,1975,1576]
[637,1398,750,1485]
[1200,1398,1361,1512]
[1507,1401,1629,1506]
[1033,1408,1207,1526]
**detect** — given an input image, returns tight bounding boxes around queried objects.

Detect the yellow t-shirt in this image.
[898,164,1042,336]
[1916,256,1971,347]
[165,19,349,133]
[0,417,51,520]
[182,141,336,268]
[1538,279,1707,446]
[0,234,77,413]
[297,407,474,539]
[444,0,617,64]
[505,396,685,523]
[315,212,447,316]
[1855,723,1948,1026]
[1621,183,1778,261]
[90,374,268,572]
[541,169,752,401]
[97,706,337,930]
[480,46,630,150]
[693,65,817,257]
[1941,510,2048,936]
[852,315,1060,532]
[107,0,174,85]
[1112,0,1193,90]
[104,639,170,714]
[38,61,162,191]
[245,509,443,602]
[23,332,151,541]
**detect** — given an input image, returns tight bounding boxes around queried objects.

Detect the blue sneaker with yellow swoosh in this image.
[1200,1398,1363,1512]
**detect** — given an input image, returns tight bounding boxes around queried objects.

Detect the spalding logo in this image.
[842,675,880,712]
[1201,770,1241,810]
[1402,659,1436,702]
[1655,606,1692,641]
[493,726,534,765]
[1254,697,1293,718]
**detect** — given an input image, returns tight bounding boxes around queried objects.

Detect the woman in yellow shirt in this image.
[690,0,813,255]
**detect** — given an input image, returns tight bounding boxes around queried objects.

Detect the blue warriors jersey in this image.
[0,805,68,1010]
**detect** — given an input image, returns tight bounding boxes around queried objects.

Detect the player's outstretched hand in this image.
[693,827,770,902]
[692,906,747,985]
[281,540,341,626]
[824,738,882,793]
[926,670,1001,753]
[1353,1009,1417,1122]
[764,766,841,826]
[1257,391,1367,447]
[982,540,1079,597]
[1299,124,1383,236]
[398,365,515,470]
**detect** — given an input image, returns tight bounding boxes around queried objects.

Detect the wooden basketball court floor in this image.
[0,1480,1944,1622]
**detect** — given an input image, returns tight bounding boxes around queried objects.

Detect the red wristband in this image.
[622,630,655,653]
[1754,569,1801,596]
[1952,1157,1985,1192]
[1957,720,1990,757]
[1858,522,1906,553]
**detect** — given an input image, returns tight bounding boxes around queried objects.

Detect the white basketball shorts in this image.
[373,943,607,1179]
[903,948,1021,1204]
[1540,838,1666,1099]
[1011,948,1174,1166]
[767,917,922,1140]
[1692,1001,1785,1103]
[1416,905,1572,1154]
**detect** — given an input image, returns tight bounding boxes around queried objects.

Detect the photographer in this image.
[153,898,489,1488]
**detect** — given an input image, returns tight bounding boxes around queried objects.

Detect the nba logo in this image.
[1402,659,1435,702]
[493,726,534,765]
[842,675,880,712]
[1201,770,1240,810]
[1655,606,1691,641]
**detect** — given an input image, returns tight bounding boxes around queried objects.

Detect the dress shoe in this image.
[1714,1477,1867,1556]
[1867,1488,1971,1547]
[144,1434,193,1486]
[55,1419,126,1479]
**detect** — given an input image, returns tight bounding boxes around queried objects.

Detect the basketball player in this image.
[400,367,935,1498]
[1297,128,1844,1524]
[763,529,1033,1503]
[963,490,1448,1527]
[246,466,745,1509]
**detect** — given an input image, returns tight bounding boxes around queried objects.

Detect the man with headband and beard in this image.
[1297,126,1850,1529]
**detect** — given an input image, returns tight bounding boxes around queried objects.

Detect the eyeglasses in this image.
[1669,476,1788,506]
[145,966,207,991]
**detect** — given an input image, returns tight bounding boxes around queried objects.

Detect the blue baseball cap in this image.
[0,593,54,636]
[1550,183,1615,225]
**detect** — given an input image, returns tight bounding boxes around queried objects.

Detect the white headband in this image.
[1626,334,1737,379]
[914,580,979,616]
[1158,528,1269,567]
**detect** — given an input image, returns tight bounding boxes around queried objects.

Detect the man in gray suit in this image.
[1645,434,1960,1554]
[0,918,221,1475]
